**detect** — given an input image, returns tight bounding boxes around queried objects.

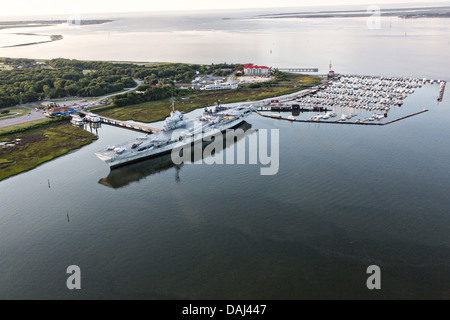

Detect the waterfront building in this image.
[202,80,238,91]
[244,63,271,75]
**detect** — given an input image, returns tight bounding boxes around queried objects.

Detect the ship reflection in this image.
[98,121,253,189]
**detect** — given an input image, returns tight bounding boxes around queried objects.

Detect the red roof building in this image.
[244,63,271,76]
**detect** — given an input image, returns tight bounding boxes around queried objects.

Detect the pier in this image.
[278,68,319,73]
[79,111,160,133]
[257,105,331,112]
[255,109,429,126]
[100,117,161,133]
[383,109,429,125]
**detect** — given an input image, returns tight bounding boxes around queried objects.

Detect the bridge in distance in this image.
[278,68,319,73]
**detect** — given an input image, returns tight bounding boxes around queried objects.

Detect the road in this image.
[0,80,141,129]
[0,108,46,128]
[65,79,142,109]
[95,79,142,102]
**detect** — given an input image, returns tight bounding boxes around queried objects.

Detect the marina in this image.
[252,74,441,125]
[286,75,422,112]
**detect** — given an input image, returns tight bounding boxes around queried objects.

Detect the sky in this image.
[0,0,449,17]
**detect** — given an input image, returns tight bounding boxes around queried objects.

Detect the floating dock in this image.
[255,109,429,126]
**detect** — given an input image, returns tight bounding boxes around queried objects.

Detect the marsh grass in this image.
[0,121,97,181]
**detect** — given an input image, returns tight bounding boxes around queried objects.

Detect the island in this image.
[0,20,113,48]
[253,6,450,19]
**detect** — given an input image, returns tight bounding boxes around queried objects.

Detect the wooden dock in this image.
[278,68,319,73]
[255,109,429,126]
[99,116,161,133]
[79,111,160,133]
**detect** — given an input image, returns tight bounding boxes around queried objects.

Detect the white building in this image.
[202,80,238,91]
[244,63,271,76]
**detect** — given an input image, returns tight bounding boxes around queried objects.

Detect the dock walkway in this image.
[79,111,161,133]
[255,109,429,126]
[100,116,161,133]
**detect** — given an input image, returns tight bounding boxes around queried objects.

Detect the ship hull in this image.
[98,113,250,169]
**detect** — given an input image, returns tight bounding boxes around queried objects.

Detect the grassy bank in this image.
[0,118,56,135]
[0,121,98,181]
[91,74,322,123]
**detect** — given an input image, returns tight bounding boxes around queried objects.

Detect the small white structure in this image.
[202,80,238,91]
[85,113,101,123]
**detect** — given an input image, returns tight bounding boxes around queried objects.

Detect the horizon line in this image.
[0,2,449,18]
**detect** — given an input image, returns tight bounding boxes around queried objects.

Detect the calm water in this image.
[0,9,449,299]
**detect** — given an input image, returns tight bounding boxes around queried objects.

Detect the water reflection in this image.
[98,121,253,189]
[71,121,101,136]
[86,122,101,136]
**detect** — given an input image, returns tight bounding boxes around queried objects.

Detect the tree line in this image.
[0,58,137,107]
[112,86,184,107]
[0,58,244,108]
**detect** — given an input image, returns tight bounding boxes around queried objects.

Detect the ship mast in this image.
[170,97,175,113]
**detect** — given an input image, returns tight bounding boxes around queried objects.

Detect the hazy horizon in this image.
[0,1,450,18]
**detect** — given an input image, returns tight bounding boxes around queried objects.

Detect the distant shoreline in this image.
[0,20,112,48]
[253,6,450,20]
[0,20,114,28]
[1,34,63,48]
